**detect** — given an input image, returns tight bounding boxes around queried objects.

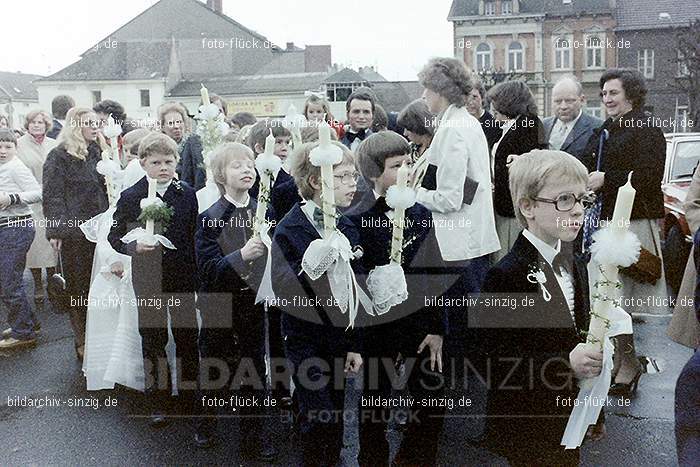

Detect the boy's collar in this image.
[224,192,250,208]
[522,229,560,266]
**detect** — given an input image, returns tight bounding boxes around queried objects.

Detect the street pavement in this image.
[0,276,692,466]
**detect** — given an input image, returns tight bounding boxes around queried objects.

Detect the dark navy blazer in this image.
[346,190,447,338]
[108,176,198,293]
[271,202,365,353]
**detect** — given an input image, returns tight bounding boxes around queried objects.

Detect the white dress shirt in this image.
[549,110,582,150]
[415,104,501,261]
[522,229,576,324]
[300,199,324,236]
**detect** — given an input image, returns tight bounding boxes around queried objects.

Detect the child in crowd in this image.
[346,131,447,466]
[246,119,292,199]
[303,94,345,138]
[0,129,41,350]
[475,149,604,466]
[195,142,276,460]
[108,133,200,428]
[271,141,364,466]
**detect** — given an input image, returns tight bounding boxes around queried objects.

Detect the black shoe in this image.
[149,413,169,428]
[609,369,642,397]
[241,438,278,462]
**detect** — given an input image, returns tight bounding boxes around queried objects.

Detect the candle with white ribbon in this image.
[318,120,336,238]
[586,172,636,352]
[390,162,411,264]
[253,130,276,237]
[200,83,210,106]
[145,177,157,235]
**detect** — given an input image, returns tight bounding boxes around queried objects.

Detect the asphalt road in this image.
[0,280,692,466]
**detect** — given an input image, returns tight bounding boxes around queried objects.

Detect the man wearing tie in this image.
[340,87,375,152]
[544,77,602,160]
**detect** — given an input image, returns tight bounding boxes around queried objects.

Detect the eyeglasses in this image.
[532,192,597,212]
[333,172,361,186]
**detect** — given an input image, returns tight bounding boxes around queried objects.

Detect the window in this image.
[585,35,604,68]
[91,90,101,105]
[326,82,365,102]
[586,102,603,120]
[508,42,524,71]
[502,0,513,14]
[554,37,572,69]
[676,105,690,133]
[476,43,492,71]
[140,89,151,108]
[637,49,654,79]
[678,50,690,77]
[484,1,496,15]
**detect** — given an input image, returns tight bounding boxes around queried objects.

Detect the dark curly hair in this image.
[398,99,435,136]
[418,57,473,107]
[488,81,538,118]
[599,68,647,110]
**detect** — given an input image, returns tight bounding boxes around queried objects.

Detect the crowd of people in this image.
[1,57,696,466]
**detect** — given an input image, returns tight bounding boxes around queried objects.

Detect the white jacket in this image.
[416,105,500,261]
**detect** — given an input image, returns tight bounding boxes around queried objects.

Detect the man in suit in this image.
[46,95,74,139]
[340,87,375,152]
[544,77,602,160]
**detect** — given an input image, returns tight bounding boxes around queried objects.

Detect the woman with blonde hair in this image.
[16,110,58,305]
[43,107,109,360]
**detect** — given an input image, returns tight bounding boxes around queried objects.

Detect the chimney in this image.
[206,0,222,13]
[304,45,332,73]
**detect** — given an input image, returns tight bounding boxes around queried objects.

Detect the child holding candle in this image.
[108,132,200,429]
[270,140,364,466]
[346,131,447,466]
[195,142,277,458]
[246,119,293,200]
[473,149,604,466]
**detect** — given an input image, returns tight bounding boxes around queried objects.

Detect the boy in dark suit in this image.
[246,118,293,200]
[271,141,365,466]
[108,133,199,428]
[473,149,604,466]
[194,142,277,459]
[346,131,447,466]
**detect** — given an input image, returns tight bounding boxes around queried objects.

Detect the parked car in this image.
[661,132,700,295]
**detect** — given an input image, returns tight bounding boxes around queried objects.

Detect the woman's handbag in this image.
[47,250,69,314]
[619,229,663,284]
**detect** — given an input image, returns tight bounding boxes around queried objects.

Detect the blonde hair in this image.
[57,107,107,160]
[235,124,254,144]
[509,149,588,228]
[24,110,53,133]
[138,132,179,161]
[158,102,192,134]
[122,128,151,164]
[210,142,255,194]
[289,141,355,200]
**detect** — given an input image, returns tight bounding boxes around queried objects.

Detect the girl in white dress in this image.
[81,129,148,391]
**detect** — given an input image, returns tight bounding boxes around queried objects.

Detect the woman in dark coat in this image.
[43,107,109,359]
[582,68,667,395]
[488,80,548,260]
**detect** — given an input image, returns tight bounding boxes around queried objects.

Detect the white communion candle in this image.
[200,83,210,106]
[609,172,636,234]
[319,120,331,147]
[321,164,336,238]
[145,177,157,235]
[264,129,275,157]
[390,162,411,263]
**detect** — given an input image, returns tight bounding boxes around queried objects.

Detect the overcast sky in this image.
[4,0,454,81]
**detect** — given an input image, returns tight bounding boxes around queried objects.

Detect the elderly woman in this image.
[489,81,548,260]
[16,110,58,304]
[397,98,435,161]
[416,57,501,354]
[43,108,109,360]
[582,68,667,396]
[158,102,205,190]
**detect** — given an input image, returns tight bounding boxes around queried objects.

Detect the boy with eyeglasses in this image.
[270,140,365,466]
[473,149,604,466]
